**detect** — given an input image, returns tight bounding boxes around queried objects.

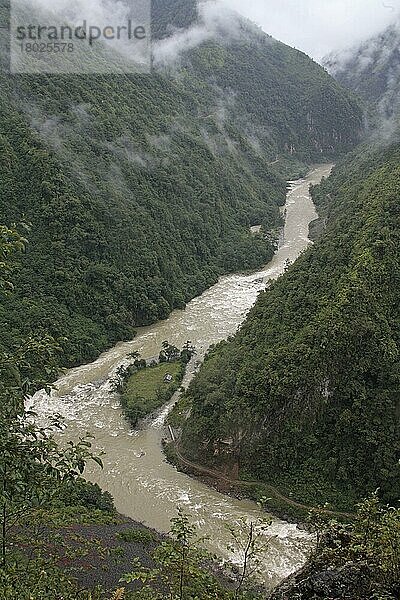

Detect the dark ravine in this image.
[270,561,378,600]
[307,215,327,242]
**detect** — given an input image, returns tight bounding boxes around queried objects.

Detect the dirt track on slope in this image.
[173,444,354,521]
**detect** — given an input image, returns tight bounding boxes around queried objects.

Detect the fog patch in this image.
[324,19,400,143]
[153,1,260,67]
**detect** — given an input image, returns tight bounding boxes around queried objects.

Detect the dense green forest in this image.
[181,140,400,510]
[152,0,198,38]
[0,0,362,368]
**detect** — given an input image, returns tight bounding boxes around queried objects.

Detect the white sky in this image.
[221,0,400,60]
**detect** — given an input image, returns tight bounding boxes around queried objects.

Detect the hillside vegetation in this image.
[181,142,400,510]
[0,0,362,368]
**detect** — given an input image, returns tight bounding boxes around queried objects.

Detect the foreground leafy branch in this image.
[0,225,103,567]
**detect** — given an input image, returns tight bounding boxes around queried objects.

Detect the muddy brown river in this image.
[30,164,332,589]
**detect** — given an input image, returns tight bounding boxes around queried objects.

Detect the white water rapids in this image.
[30,164,332,589]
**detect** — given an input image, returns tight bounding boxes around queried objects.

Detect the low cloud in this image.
[153,1,246,67]
[13,0,151,68]
[221,0,400,61]
[16,0,400,64]
[324,18,400,142]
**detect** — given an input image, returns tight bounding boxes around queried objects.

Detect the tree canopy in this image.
[182,142,400,510]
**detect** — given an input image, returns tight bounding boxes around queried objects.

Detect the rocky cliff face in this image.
[271,561,375,600]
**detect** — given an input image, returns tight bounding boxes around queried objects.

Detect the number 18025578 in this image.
[20,41,74,53]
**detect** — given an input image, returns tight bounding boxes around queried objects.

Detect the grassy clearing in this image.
[121,361,184,427]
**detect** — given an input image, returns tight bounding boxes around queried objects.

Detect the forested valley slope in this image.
[182,141,400,510]
[324,18,400,123]
[0,0,361,368]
